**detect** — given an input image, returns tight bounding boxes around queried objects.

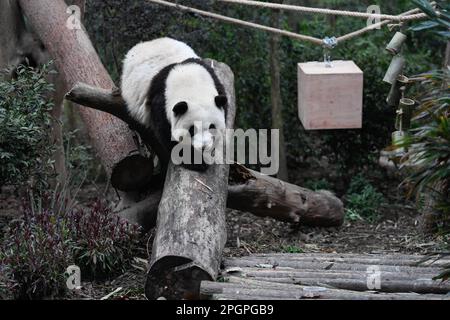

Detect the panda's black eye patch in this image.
[189,126,195,137]
[173,101,188,117]
[215,95,227,108]
[209,124,216,130]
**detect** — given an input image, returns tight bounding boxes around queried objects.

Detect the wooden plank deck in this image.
[201,253,450,300]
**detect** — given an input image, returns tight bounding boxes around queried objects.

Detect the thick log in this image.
[240,276,450,294]
[228,165,344,226]
[201,277,448,300]
[117,190,162,232]
[215,253,450,295]
[223,256,443,273]
[226,268,439,279]
[144,61,235,300]
[238,253,450,267]
[18,0,142,189]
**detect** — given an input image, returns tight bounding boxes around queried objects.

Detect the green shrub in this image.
[347,174,372,195]
[304,178,332,191]
[400,1,450,233]
[67,200,141,280]
[0,196,141,299]
[345,175,385,222]
[0,207,73,299]
[0,64,55,191]
[282,245,303,253]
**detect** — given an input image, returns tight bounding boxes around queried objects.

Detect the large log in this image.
[17,0,147,189]
[201,276,448,300]
[201,253,450,299]
[228,164,344,226]
[144,60,236,300]
[223,256,443,273]
[237,252,450,267]
[218,253,450,295]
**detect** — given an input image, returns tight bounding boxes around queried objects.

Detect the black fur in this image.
[145,58,228,160]
[215,95,228,108]
[173,101,188,117]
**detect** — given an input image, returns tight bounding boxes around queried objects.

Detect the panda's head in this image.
[165,63,227,153]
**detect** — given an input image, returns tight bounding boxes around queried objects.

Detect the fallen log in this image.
[65,84,345,229]
[228,164,343,226]
[201,276,448,300]
[145,60,235,300]
[218,253,450,295]
[236,253,450,267]
[240,276,450,294]
[226,269,439,280]
[223,257,443,273]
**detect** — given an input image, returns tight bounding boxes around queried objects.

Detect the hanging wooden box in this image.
[298,60,363,130]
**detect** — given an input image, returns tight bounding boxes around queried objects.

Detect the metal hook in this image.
[322,37,337,68]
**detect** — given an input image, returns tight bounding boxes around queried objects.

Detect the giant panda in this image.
[121,37,228,170]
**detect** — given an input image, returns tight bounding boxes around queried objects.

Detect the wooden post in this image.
[269,0,289,181]
[145,61,236,300]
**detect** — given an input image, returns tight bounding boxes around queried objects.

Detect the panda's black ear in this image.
[215,95,227,108]
[173,101,188,117]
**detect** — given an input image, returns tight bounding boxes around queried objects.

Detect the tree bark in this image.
[144,61,235,300]
[18,0,139,185]
[269,1,289,182]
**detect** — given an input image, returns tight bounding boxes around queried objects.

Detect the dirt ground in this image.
[0,181,447,300]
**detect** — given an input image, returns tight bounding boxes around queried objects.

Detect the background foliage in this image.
[85,0,444,192]
[0,64,55,191]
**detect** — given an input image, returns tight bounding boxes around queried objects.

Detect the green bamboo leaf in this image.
[409,20,440,31]
[412,0,438,17]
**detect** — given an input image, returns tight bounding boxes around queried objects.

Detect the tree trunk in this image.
[269,2,289,182]
[18,0,139,184]
[145,61,235,300]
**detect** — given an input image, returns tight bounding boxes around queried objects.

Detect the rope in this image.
[219,0,430,22]
[337,7,422,43]
[146,0,324,45]
[146,0,430,47]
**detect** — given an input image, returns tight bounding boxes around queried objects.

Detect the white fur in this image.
[121,38,226,151]
[166,63,225,151]
[121,37,198,125]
